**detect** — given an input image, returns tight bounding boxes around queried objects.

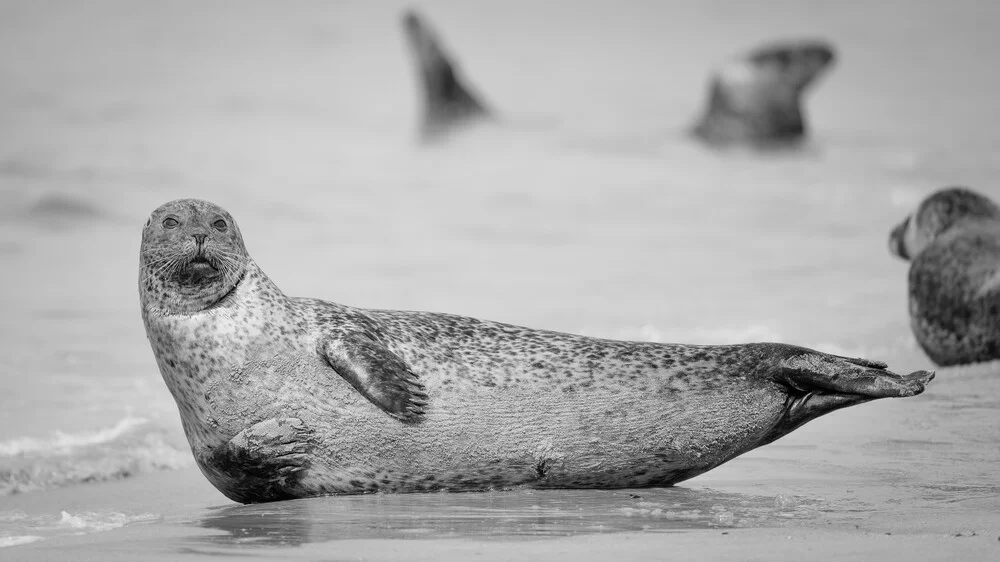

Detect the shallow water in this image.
[1,0,999,553]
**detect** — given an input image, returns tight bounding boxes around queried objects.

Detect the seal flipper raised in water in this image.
[692,39,835,148]
[320,333,429,423]
[401,8,491,140]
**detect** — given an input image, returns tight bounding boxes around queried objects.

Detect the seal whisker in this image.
[142,250,184,272]
[141,253,184,284]
[147,249,188,276]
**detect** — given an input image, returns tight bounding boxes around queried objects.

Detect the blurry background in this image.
[0,0,998,513]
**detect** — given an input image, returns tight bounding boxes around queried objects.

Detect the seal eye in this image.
[213,219,228,232]
[163,217,179,229]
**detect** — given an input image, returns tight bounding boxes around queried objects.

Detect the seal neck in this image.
[140,259,279,317]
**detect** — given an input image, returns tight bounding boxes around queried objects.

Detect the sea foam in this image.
[0,416,191,496]
[0,415,150,457]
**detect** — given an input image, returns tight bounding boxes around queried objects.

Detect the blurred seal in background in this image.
[401,9,491,141]
[692,39,835,148]
[889,186,1000,366]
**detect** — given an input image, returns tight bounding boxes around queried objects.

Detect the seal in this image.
[140,198,933,504]
[692,39,835,147]
[889,186,1000,366]
[401,8,491,140]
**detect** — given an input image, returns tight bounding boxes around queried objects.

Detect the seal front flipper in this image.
[200,418,314,504]
[320,333,429,423]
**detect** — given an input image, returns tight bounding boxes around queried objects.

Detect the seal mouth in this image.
[187,255,217,272]
[174,253,221,285]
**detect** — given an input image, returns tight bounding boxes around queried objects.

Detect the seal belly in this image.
[294,381,785,494]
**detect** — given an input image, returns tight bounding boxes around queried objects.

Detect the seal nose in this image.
[193,233,207,246]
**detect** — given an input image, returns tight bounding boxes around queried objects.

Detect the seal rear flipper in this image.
[777,352,934,398]
[756,349,934,444]
[320,333,428,423]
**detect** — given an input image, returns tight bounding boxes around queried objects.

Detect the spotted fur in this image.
[141,199,932,504]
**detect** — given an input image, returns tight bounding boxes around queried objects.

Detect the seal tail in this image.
[401,8,491,139]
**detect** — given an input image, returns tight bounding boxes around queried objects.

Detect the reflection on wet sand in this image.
[192,487,825,548]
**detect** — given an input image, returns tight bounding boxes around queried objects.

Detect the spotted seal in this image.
[401,8,491,140]
[692,39,836,147]
[889,186,1000,366]
[140,198,933,504]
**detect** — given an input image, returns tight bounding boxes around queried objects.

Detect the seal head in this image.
[401,8,491,140]
[139,199,249,314]
[692,39,835,147]
[889,187,1000,262]
[889,187,1000,366]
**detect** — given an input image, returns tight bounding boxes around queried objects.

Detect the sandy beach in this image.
[6,426,1000,561]
[2,0,1000,559]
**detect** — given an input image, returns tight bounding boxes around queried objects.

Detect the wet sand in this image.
[6,460,998,560]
